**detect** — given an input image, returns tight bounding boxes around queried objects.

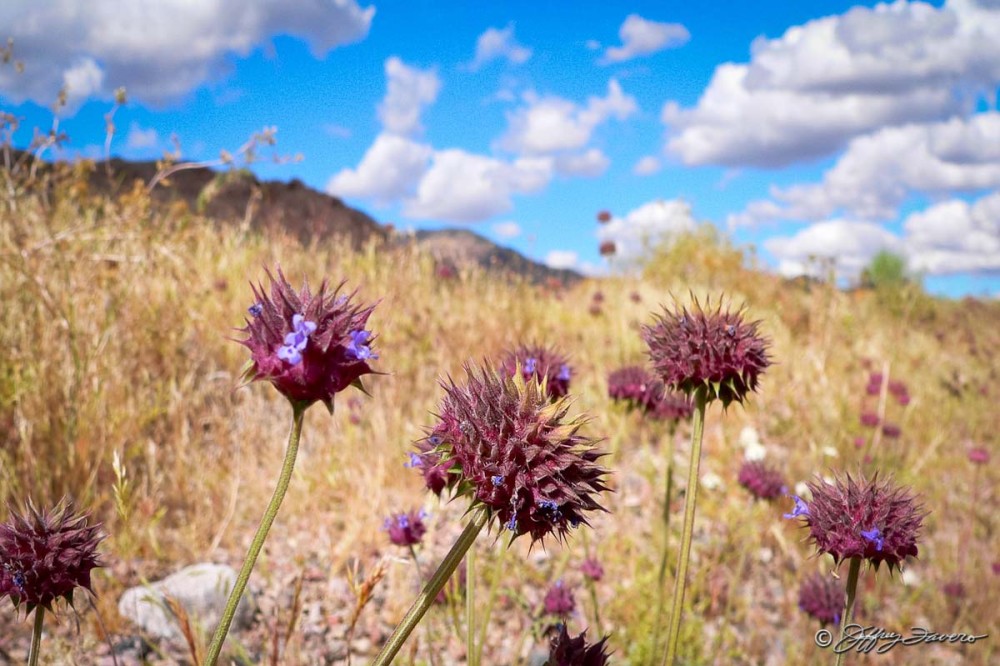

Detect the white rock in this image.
[118,563,255,641]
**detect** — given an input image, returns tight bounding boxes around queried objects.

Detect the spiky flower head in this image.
[646,383,694,423]
[500,344,573,400]
[798,572,845,626]
[383,509,428,547]
[238,266,378,413]
[785,472,925,572]
[580,558,604,582]
[738,461,787,501]
[545,624,612,666]
[418,362,610,545]
[543,580,576,617]
[608,366,654,404]
[0,499,104,614]
[608,367,692,422]
[642,296,771,407]
[406,443,453,497]
[859,411,880,428]
[967,446,990,465]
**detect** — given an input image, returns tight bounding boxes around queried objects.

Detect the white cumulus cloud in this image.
[498,79,637,155]
[326,133,432,203]
[597,199,697,262]
[378,57,441,137]
[553,149,610,177]
[403,150,553,222]
[600,14,690,64]
[0,0,375,106]
[125,122,159,149]
[633,155,661,175]
[763,220,903,279]
[903,191,1000,274]
[664,0,1000,167]
[467,23,532,70]
[545,250,579,270]
[730,113,1000,226]
[492,221,522,239]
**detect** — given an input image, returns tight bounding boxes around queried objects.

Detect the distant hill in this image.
[73,156,582,285]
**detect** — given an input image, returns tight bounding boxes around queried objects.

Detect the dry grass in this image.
[1,162,997,665]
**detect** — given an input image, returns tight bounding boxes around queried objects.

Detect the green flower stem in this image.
[652,424,677,654]
[466,542,477,666]
[205,402,306,666]
[28,607,44,666]
[662,388,708,666]
[476,535,510,665]
[835,557,862,666]
[373,508,489,666]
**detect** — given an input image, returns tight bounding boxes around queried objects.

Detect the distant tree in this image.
[860,250,912,290]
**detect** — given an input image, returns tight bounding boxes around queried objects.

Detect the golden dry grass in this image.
[1,163,997,664]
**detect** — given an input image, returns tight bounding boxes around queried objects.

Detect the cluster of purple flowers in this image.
[857,369,911,443]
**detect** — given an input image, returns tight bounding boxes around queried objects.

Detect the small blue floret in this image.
[860,526,884,551]
[346,329,378,361]
[277,313,317,365]
[783,495,810,519]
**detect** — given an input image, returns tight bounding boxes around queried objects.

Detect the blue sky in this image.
[2,0,998,297]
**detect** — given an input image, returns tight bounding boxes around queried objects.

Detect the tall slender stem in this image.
[28,607,45,666]
[652,424,677,654]
[466,542,477,666]
[373,509,489,666]
[662,389,707,665]
[835,557,862,666]
[205,402,306,666]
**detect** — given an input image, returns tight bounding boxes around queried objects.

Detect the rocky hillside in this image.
[75,156,582,284]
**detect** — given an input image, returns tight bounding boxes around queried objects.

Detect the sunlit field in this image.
[1,157,997,665]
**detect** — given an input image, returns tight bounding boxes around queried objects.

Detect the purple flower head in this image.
[580,558,604,582]
[783,495,810,520]
[238,266,379,413]
[738,461,787,501]
[543,580,576,617]
[794,473,926,572]
[607,366,654,404]
[881,423,901,439]
[409,437,454,496]
[546,623,612,666]
[798,572,846,627]
[967,447,990,465]
[942,580,966,599]
[0,499,105,615]
[500,344,573,400]
[384,509,428,547]
[865,382,881,396]
[859,412,880,428]
[423,362,609,545]
[642,296,771,408]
